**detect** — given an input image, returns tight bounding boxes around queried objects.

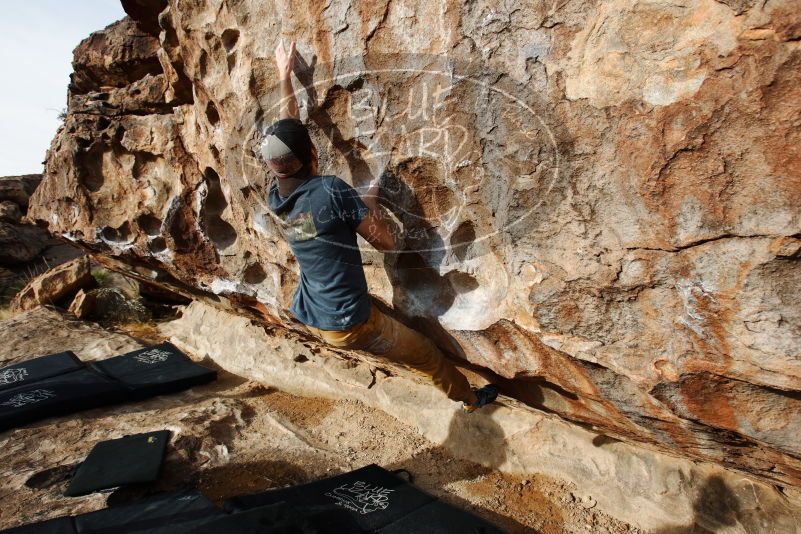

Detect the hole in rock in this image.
[166,199,194,253]
[198,49,208,78]
[132,151,160,179]
[450,221,476,262]
[592,435,620,447]
[200,167,238,250]
[221,28,239,52]
[243,262,267,284]
[161,15,180,48]
[76,144,107,193]
[446,271,479,293]
[393,252,456,316]
[137,213,163,236]
[393,157,454,225]
[148,236,167,253]
[346,76,365,91]
[227,51,237,74]
[101,221,132,243]
[206,100,220,125]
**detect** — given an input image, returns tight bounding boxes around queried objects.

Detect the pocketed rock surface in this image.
[0,307,642,534]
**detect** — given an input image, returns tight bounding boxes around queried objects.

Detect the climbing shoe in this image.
[462,384,499,413]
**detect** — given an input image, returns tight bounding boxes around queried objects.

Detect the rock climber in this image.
[260,40,498,413]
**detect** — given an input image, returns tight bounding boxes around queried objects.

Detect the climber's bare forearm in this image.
[280,77,300,120]
[275,40,299,120]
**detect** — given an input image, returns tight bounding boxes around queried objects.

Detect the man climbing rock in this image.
[262,41,498,413]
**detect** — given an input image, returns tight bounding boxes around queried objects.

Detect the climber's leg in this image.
[307,305,476,404]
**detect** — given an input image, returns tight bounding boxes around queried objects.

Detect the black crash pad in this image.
[74,489,224,533]
[185,503,364,534]
[0,352,84,393]
[0,516,75,534]
[0,490,223,534]
[91,342,216,398]
[224,464,436,532]
[374,499,507,534]
[0,368,125,432]
[65,430,171,497]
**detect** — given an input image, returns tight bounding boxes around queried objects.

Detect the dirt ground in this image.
[0,312,642,533]
[243,390,644,534]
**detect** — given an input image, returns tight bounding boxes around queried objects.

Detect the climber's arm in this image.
[356,180,398,252]
[275,40,299,120]
[356,210,396,252]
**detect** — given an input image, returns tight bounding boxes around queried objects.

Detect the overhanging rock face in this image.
[30,0,801,488]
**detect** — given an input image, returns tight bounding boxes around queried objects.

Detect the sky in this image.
[0,1,127,176]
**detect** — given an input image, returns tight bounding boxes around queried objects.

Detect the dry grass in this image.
[113,320,166,345]
[0,305,19,322]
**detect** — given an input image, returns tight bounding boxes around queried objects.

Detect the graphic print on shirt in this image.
[281,210,318,242]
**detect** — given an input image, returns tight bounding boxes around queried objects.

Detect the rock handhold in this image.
[11,256,94,312]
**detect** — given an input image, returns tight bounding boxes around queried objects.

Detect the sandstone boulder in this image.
[68,286,151,323]
[67,288,91,318]
[28,0,801,489]
[0,201,21,223]
[0,221,50,265]
[0,174,42,213]
[11,256,94,312]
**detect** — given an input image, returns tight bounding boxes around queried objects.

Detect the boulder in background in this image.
[11,256,94,312]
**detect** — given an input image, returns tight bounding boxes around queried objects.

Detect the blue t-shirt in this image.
[268,175,372,330]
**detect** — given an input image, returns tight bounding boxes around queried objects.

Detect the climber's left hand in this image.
[275,40,296,81]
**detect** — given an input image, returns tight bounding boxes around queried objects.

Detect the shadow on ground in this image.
[387,405,542,534]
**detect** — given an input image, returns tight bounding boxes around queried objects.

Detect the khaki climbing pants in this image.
[306,305,474,404]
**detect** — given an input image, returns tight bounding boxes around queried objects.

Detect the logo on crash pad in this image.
[0,367,28,386]
[134,349,171,365]
[1,389,57,408]
[325,480,394,515]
